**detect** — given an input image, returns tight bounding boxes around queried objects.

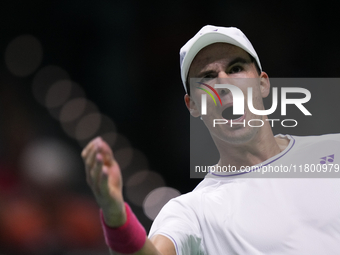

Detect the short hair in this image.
[185,53,261,96]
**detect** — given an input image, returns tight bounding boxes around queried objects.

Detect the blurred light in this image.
[75,112,102,141]
[0,198,49,250]
[96,114,116,135]
[32,65,69,106]
[127,149,149,169]
[59,98,88,123]
[5,34,43,77]
[45,79,73,108]
[121,149,149,182]
[56,197,104,249]
[47,82,86,121]
[111,133,131,151]
[60,100,99,139]
[77,114,117,148]
[99,132,117,148]
[125,170,165,206]
[114,147,134,170]
[143,187,181,220]
[20,138,79,187]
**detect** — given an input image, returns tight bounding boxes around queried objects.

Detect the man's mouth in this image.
[222,106,243,120]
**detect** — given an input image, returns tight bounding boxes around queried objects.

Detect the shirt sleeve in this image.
[148,194,204,255]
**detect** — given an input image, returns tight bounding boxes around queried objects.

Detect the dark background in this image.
[0,1,339,254]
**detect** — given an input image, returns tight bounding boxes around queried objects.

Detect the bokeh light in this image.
[110,133,131,151]
[47,82,86,121]
[143,187,181,220]
[20,138,80,187]
[32,65,70,106]
[55,196,105,249]
[120,148,150,182]
[61,100,99,139]
[100,132,118,147]
[114,147,134,170]
[77,114,117,148]
[5,34,43,77]
[45,79,73,108]
[59,98,88,123]
[75,112,102,141]
[95,114,116,136]
[0,197,50,253]
[125,170,165,206]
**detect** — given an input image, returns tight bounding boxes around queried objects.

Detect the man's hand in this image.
[81,137,176,255]
[81,137,126,227]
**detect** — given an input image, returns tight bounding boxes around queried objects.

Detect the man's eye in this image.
[229,66,243,74]
[203,74,215,79]
[200,75,215,83]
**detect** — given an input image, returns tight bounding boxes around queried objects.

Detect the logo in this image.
[320,154,334,164]
[196,82,222,115]
[198,83,312,128]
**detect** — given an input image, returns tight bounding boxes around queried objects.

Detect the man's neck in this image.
[214,124,289,170]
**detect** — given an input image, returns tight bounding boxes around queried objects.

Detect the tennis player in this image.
[82,25,340,254]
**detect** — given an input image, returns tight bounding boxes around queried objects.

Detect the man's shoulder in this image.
[164,178,218,209]
[291,133,340,146]
[286,133,340,158]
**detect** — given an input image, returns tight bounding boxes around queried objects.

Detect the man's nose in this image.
[217,71,229,79]
[216,71,230,96]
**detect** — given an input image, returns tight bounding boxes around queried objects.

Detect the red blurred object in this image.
[55,195,105,249]
[0,164,20,195]
[0,196,50,253]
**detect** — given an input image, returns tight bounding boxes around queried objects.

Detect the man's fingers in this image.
[85,151,97,186]
[96,139,115,166]
[81,138,96,158]
[82,137,118,194]
[85,144,98,171]
[100,139,113,156]
[92,153,106,192]
[82,136,103,159]
[84,142,103,186]
[86,149,106,190]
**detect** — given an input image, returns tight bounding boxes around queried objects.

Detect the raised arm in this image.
[81,137,176,255]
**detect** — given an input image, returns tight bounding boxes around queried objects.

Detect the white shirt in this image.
[149,134,340,254]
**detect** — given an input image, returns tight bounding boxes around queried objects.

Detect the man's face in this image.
[185,43,269,144]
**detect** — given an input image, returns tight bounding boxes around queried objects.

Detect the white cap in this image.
[180,25,262,93]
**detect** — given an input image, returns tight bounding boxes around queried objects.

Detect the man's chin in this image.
[212,126,260,145]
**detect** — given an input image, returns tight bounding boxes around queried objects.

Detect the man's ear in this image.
[259,71,270,98]
[184,94,201,117]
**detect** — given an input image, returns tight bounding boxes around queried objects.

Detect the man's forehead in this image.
[193,43,248,62]
[189,43,250,74]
